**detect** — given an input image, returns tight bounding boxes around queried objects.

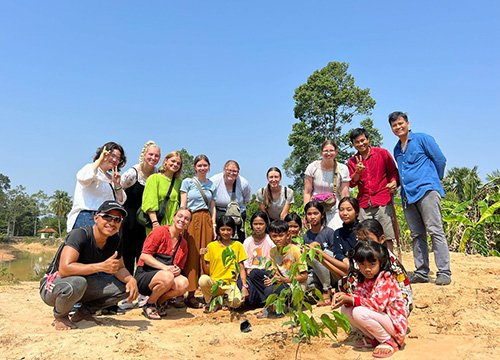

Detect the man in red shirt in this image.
[347,128,399,251]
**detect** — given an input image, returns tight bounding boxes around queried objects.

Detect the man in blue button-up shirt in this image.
[389,111,451,286]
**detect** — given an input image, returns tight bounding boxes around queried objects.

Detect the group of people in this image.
[40,111,452,358]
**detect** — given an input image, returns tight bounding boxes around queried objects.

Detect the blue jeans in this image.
[73,210,96,230]
[403,190,451,278]
[40,274,127,318]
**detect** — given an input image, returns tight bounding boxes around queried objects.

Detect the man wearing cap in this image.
[40,200,138,330]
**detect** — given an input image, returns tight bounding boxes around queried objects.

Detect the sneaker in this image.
[409,272,429,284]
[435,274,451,286]
[118,300,135,311]
[138,294,149,308]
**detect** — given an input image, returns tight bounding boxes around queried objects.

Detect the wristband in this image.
[152,220,159,225]
[114,185,122,191]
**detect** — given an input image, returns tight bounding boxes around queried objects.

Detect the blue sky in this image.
[1,1,498,198]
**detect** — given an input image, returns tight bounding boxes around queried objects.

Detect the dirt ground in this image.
[0,249,499,360]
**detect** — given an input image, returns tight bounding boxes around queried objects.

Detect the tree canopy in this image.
[284,61,380,189]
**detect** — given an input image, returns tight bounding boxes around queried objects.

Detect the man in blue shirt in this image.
[389,111,451,286]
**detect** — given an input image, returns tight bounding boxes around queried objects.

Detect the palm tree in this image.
[50,190,72,236]
[443,166,482,202]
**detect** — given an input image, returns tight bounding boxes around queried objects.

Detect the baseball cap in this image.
[96,200,128,217]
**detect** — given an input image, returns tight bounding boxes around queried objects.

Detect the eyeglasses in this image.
[108,153,121,161]
[98,213,123,224]
[225,169,239,174]
[322,149,337,154]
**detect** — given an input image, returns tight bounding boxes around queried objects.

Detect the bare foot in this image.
[52,317,77,330]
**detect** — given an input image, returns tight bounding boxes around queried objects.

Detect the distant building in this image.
[38,227,58,239]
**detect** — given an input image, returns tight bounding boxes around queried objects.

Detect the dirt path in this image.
[0,252,499,360]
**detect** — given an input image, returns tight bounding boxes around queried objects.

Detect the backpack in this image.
[225,180,242,225]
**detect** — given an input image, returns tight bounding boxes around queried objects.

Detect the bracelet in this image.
[152,220,159,225]
[114,185,122,191]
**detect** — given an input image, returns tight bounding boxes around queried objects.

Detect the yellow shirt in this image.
[204,241,247,285]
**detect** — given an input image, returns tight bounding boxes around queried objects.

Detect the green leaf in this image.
[276,299,285,314]
[332,311,351,333]
[303,301,313,312]
[477,201,500,225]
[320,314,338,338]
[314,288,323,301]
[264,293,278,307]
[291,284,305,306]
[308,248,316,262]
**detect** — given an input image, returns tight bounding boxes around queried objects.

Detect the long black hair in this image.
[348,240,392,283]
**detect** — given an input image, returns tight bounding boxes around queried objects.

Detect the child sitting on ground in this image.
[339,219,413,316]
[199,215,248,312]
[332,240,408,358]
[259,220,308,317]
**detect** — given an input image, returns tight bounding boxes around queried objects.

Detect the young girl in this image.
[340,219,413,316]
[284,212,303,243]
[243,211,275,307]
[256,167,294,221]
[302,201,337,306]
[332,240,408,358]
[199,216,248,312]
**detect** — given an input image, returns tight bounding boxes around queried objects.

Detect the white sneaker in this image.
[118,299,135,311]
[138,294,149,308]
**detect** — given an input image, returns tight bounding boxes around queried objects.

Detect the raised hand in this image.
[112,166,121,187]
[101,251,121,274]
[355,155,365,174]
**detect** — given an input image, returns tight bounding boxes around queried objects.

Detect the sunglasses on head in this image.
[98,213,123,224]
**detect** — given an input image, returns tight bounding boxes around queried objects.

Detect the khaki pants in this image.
[198,274,242,308]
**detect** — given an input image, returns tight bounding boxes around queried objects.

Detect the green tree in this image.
[50,190,72,236]
[0,174,11,234]
[284,61,378,189]
[178,148,195,179]
[443,166,482,202]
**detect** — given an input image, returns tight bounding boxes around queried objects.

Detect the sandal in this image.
[353,337,378,349]
[185,296,204,309]
[157,302,168,317]
[169,296,187,308]
[372,339,398,358]
[142,303,161,320]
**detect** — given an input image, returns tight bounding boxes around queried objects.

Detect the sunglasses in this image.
[98,213,123,224]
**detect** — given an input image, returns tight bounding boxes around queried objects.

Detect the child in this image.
[339,219,413,316]
[284,212,303,243]
[243,211,275,307]
[258,220,308,317]
[332,240,408,358]
[199,216,248,312]
[302,201,338,306]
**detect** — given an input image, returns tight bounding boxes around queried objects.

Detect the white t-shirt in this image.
[304,160,350,200]
[209,173,252,211]
[256,186,294,221]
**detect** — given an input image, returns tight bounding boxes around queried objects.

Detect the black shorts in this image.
[134,266,160,296]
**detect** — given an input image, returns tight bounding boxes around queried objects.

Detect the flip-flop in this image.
[372,340,398,358]
[353,337,378,349]
[142,303,161,320]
